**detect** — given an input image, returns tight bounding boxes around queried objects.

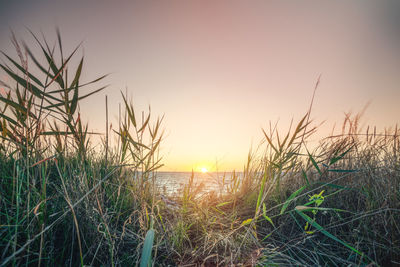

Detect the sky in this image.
[0,0,399,171]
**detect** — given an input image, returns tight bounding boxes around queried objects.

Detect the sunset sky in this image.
[1,0,399,171]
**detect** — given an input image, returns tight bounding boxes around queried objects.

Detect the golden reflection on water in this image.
[157,171,242,196]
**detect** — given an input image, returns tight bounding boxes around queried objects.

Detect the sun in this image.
[201,167,208,173]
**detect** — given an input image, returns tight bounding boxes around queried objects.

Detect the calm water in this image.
[154,171,244,195]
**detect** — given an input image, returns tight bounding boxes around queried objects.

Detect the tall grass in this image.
[0,31,164,266]
[1,31,399,266]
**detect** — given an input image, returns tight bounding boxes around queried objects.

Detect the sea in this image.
[153,171,244,195]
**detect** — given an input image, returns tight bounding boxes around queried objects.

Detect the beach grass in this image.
[0,31,399,266]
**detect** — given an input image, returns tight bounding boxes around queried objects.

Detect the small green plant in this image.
[301,190,325,234]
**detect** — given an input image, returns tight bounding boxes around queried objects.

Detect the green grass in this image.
[0,31,399,266]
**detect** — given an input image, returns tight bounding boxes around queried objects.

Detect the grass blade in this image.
[0,95,37,120]
[262,203,274,227]
[140,229,154,267]
[295,208,365,257]
[1,51,44,87]
[330,145,354,165]
[308,152,321,175]
[280,185,306,214]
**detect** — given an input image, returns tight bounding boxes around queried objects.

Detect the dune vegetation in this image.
[0,32,399,266]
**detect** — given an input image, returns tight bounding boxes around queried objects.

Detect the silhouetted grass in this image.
[0,31,399,266]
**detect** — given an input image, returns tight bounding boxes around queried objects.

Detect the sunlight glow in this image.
[201,167,208,173]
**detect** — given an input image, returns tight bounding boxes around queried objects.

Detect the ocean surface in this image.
[154,171,244,195]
